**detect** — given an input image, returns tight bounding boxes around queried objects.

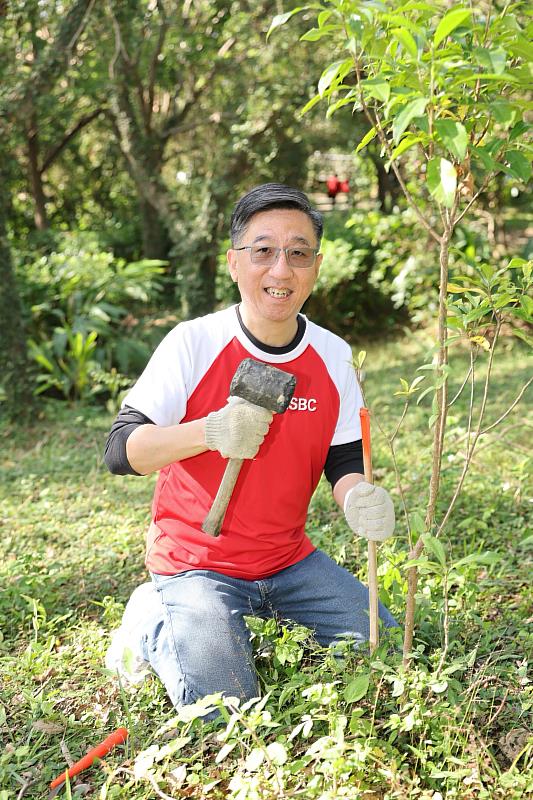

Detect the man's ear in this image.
[227,249,238,283]
[314,252,323,277]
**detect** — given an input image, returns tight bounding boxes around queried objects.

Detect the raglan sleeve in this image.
[121,324,192,427]
[330,341,363,446]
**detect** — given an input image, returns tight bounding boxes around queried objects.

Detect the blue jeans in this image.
[144,550,398,709]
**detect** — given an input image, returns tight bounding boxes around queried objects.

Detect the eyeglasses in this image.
[234,244,319,269]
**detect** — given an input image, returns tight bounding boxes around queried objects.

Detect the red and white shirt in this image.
[123,305,363,580]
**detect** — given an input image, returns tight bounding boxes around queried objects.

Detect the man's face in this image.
[227,209,322,337]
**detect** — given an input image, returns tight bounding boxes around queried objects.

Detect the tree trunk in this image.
[0,169,34,421]
[184,250,218,318]
[138,195,170,261]
[27,112,48,230]
[402,227,452,666]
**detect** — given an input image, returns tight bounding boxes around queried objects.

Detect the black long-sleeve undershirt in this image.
[104,405,364,486]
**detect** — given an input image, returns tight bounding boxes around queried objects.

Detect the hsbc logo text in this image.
[289,397,317,412]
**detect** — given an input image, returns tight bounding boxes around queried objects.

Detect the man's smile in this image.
[265,287,292,298]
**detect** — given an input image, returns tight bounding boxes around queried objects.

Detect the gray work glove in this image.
[205,397,273,459]
[344,481,395,542]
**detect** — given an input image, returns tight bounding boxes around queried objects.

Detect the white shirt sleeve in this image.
[122,324,192,427]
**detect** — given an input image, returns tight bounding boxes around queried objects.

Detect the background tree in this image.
[0,0,94,419]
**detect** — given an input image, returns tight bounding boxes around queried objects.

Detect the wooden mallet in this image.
[360,407,379,653]
[202,358,296,537]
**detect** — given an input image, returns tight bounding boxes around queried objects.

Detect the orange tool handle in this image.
[360,408,379,653]
[49,727,128,789]
[360,407,373,482]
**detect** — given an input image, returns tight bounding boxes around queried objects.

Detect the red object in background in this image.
[326,175,341,198]
[339,179,350,193]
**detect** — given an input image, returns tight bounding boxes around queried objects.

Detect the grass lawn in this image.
[1,331,531,799]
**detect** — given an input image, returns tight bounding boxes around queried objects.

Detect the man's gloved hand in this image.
[344,481,395,542]
[205,397,274,459]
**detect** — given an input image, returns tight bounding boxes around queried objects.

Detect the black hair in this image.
[230,183,323,246]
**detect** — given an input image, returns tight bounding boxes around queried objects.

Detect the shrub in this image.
[17,232,166,401]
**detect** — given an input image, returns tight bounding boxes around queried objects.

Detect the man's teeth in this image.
[266,288,290,298]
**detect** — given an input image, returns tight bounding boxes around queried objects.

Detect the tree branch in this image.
[448,361,474,408]
[455,172,496,225]
[5,0,94,118]
[107,1,150,132]
[368,408,413,549]
[435,318,502,538]
[480,375,533,435]
[147,1,169,125]
[160,64,218,141]
[40,108,105,174]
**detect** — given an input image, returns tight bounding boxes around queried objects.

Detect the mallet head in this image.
[230,358,296,413]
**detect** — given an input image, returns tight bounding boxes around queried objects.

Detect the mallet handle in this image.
[360,408,379,653]
[202,458,244,537]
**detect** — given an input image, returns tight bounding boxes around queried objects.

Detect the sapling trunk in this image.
[402,224,453,666]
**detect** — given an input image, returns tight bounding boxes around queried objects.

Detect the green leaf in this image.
[452,552,499,570]
[344,673,371,703]
[493,292,516,310]
[491,101,518,129]
[410,512,426,536]
[434,119,468,161]
[403,556,436,571]
[470,144,499,172]
[422,534,446,568]
[353,350,367,369]
[505,150,532,183]
[520,295,533,320]
[426,157,457,207]
[507,258,527,270]
[472,47,493,71]
[472,46,507,74]
[389,134,423,161]
[391,27,418,59]
[266,742,288,765]
[267,8,306,40]
[447,283,469,293]
[433,8,472,49]
[409,375,425,392]
[463,305,491,323]
[392,96,428,144]
[509,121,530,143]
[318,59,352,97]
[361,77,390,103]
[488,47,507,75]
[457,72,518,84]
[326,93,358,118]
[300,25,340,42]
[508,36,533,62]
[299,93,323,115]
[512,328,533,348]
[355,125,378,154]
